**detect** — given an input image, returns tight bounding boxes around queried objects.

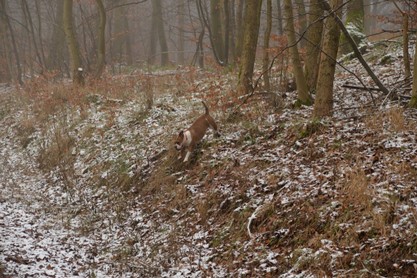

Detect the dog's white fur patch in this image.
[183,130,192,147]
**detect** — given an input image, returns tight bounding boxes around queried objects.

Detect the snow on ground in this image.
[1,40,417,277]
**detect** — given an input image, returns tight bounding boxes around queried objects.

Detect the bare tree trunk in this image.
[295,0,307,47]
[63,0,83,85]
[0,0,12,82]
[304,0,323,92]
[1,0,23,85]
[408,40,417,108]
[22,0,44,72]
[194,0,206,68]
[47,0,66,73]
[319,0,389,96]
[276,0,283,36]
[393,2,411,78]
[234,0,244,62]
[153,0,169,66]
[210,0,225,63]
[95,0,105,78]
[284,0,312,105]
[313,0,342,118]
[177,0,185,64]
[238,0,262,95]
[262,0,272,92]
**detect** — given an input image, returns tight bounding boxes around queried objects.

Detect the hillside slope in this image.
[1,41,417,277]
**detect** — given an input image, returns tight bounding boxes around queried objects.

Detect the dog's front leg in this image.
[183,150,191,162]
[183,146,193,162]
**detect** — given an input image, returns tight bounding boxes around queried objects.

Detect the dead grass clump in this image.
[387,107,406,132]
[364,111,384,131]
[342,168,373,211]
[16,114,37,148]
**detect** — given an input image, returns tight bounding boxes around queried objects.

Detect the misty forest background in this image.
[1,0,415,111]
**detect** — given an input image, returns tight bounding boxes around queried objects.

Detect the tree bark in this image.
[304,0,323,92]
[47,0,66,73]
[153,0,169,66]
[276,0,283,36]
[408,40,417,108]
[238,0,262,95]
[1,0,23,85]
[177,0,185,64]
[95,0,106,78]
[284,0,312,105]
[234,0,244,62]
[262,0,272,92]
[210,0,225,63]
[318,0,389,96]
[0,0,12,82]
[313,0,342,118]
[63,0,83,85]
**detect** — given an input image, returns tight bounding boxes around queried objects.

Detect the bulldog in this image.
[175,101,220,162]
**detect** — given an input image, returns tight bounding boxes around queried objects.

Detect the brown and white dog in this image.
[175,101,220,162]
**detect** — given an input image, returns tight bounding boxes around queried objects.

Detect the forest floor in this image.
[1,40,417,277]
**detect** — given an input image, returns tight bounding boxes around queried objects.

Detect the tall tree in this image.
[210,0,226,63]
[150,0,169,66]
[283,0,312,105]
[95,0,106,78]
[0,0,11,82]
[63,0,83,85]
[234,0,244,62]
[177,0,185,64]
[238,0,262,95]
[0,0,23,84]
[47,0,66,73]
[276,0,283,36]
[313,0,342,118]
[409,40,417,108]
[262,0,272,92]
[304,0,324,92]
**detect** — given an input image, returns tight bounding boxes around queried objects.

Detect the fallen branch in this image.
[341,84,382,91]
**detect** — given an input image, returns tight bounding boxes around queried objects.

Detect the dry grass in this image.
[342,168,373,211]
[387,107,406,132]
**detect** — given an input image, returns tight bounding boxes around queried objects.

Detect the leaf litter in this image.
[1,41,417,277]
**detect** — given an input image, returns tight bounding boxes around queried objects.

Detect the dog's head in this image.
[175,130,185,150]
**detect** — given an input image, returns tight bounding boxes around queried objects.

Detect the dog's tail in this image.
[202,101,209,115]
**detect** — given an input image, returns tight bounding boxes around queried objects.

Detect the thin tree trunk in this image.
[34,0,46,69]
[295,0,307,47]
[95,0,105,78]
[276,0,283,36]
[1,0,23,85]
[22,0,44,72]
[408,40,417,108]
[304,0,323,92]
[234,0,244,62]
[0,0,12,82]
[63,0,83,85]
[284,0,312,105]
[47,0,66,73]
[153,0,169,66]
[318,0,389,96]
[392,2,411,78]
[210,0,225,63]
[313,0,342,118]
[238,0,262,95]
[262,0,272,92]
[178,0,185,64]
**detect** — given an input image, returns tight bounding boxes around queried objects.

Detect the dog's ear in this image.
[178,130,184,136]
